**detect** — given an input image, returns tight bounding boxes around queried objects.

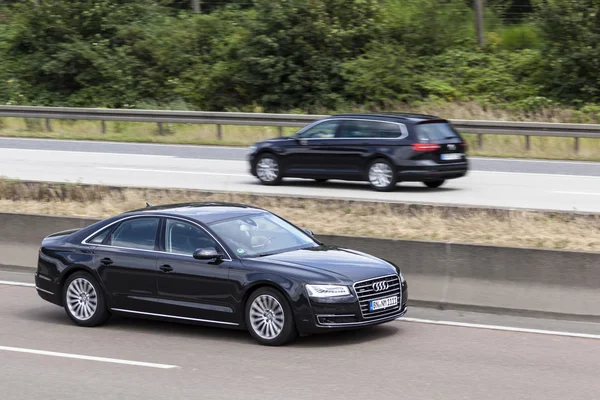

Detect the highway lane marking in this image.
[552,191,600,196]
[399,317,600,340]
[0,280,35,288]
[98,166,247,177]
[0,346,179,369]
[474,170,600,179]
[0,148,176,159]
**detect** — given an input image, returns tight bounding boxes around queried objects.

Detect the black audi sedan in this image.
[248,113,468,191]
[35,202,407,346]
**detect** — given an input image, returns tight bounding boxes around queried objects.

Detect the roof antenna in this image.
[145,202,152,208]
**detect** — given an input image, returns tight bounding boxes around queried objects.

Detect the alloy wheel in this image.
[249,294,285,340]
[256,157,280,183]
[66,278,98,321]
[369,162,393,188]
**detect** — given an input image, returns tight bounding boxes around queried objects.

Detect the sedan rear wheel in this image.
[245,287,297,346]
[63,271,110,327]
[367,158,397,191]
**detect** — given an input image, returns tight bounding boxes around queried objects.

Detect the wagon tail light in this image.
[412,143,441,151]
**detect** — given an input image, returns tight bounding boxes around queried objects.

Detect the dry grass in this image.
[1,179,598,252]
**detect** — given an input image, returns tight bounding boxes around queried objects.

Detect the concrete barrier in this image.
[2,212,599,320]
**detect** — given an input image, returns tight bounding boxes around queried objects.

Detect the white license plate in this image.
[441,153,463,161]
[370,296,398,311]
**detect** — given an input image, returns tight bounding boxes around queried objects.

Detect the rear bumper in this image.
[35,272,62,306]
[397,161,468,181]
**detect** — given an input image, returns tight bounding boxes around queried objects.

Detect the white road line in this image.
[98,166,247,177]
[474,170,600,179]
[552,191,600,196]
[0,280,34,288]
[398,317,600,340]
[0,346,179,369]
[0,148,175,159]
[470,156,600,165]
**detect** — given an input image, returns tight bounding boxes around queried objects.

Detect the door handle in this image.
[159,264,173,273]
[100,257,113,265]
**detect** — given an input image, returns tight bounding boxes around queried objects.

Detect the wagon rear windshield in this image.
[415,122,460,142]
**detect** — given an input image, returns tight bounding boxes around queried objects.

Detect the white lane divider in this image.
[398,317,600,340]
[0,346,179,369]
[98,166,247,177]
[0,280,35,288]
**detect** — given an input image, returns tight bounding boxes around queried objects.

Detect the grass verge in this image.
[0,179,598,252]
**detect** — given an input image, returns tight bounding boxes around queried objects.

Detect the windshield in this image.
[208,212,319,258]
[415,122,460,142]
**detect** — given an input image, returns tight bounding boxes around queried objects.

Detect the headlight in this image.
[399,271,405,283]
[248,145,257,153]
[305,284,351,298]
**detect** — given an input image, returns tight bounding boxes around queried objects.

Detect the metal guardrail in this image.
[1,105,599,151]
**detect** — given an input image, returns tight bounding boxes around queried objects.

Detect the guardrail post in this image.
[574,137,579,153]
[217,124,222,140]
[101,120,106,134]
[157,122,164,136]
[45,119,52,132]
[278,126,283,137]
[525,135,530,151]
[477,134,483,149]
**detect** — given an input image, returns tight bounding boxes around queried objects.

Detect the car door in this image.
[89,216,161,313]
[155,217,237,324]
[284,119,342,177]
[316,119,406,177]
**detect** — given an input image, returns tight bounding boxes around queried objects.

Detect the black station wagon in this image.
[248,113,469,191]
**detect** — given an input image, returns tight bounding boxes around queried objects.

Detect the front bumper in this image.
[295,279,408,334]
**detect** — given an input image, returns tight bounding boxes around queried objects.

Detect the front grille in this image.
[353,274,402,319]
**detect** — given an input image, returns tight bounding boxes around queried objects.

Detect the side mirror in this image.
[303,229,314,236]
[193,247,222,260]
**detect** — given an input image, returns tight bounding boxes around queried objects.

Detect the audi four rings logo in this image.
[372,281,389,292]
[448,144,456,150]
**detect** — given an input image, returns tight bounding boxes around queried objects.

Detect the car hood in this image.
[249,245,398,283]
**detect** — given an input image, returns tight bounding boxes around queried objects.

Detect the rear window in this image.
[415,122,460,142]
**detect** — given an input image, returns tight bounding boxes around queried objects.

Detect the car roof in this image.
[125,202,267,224]
[330,112,445,123]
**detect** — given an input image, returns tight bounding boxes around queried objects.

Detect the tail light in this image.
[412,143,441,151]
[460,141,468,149]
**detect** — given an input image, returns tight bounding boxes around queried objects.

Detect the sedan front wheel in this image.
[245,287,297,346]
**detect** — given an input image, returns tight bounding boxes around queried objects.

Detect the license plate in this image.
[370,296,398,311]
[441,153,463,161]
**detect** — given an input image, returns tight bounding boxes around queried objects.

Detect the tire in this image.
[245,287,298,346]
[255,153,283,185]
[62,271,110,327]
[424,179,445,188]
[367,158,397,192]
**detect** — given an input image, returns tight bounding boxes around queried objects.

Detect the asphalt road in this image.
[1,137,600,212]
[2,272,600,400]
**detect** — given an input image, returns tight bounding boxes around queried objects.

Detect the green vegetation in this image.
[1,0,600,120]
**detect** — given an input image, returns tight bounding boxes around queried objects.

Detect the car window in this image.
[108,217,160,250]
[337,120,402,138]
[295,120,340,139]
[165,219,220,256]
[87,226,112,244]
[208,212,318,258]
[415,122,460,142]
